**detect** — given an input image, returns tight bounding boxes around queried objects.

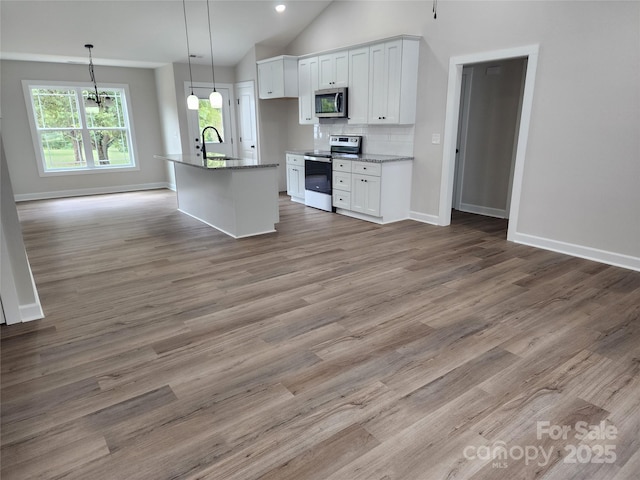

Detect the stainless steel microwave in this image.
[315,88,348,118]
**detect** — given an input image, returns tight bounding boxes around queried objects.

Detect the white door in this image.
[453,68,473,210]
[298,57,318,124]
[235,81,258,161]
[187,85,234,158]
[348,47,369,125]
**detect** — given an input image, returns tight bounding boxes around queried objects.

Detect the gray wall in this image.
[0,60,167,197]
[285,0,640,260]
[154,63,181,188]
[458,58,526,216]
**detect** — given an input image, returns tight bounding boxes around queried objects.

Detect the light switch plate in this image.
[432,134,441,144]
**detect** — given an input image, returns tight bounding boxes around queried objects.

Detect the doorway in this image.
[235,81,258,161]
[438,45,539,242]
[185,83,236,158]
[453,57,527,223]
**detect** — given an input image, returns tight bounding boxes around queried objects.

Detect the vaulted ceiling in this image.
[0,0,333,68]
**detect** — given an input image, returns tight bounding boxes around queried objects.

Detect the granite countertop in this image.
[286,149,413,164]
[332,153,413,163]
[154,154,278,170]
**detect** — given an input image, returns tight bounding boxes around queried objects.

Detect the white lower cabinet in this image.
[351,172,381,217]
[286,154,305,203]
[333,190,351,209]
[332,158,412,223]
[332,160,352,210]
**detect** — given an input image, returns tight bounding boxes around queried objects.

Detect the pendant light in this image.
[206,0,222,108]
[182,0,199,110]
[84,44,113,114]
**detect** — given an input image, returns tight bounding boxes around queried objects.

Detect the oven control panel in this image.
[329,135,362,154]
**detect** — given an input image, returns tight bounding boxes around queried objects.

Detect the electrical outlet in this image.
[432,134,441,145]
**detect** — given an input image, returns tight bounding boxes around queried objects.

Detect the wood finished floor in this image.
[2,190,640,480]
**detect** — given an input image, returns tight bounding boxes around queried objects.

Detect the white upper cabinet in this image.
[318,51,349,89]
[258,36,420,124]
[298,56,319,124]
[347,47,369,125]
[368,38,420,124]
[257,56,298,99]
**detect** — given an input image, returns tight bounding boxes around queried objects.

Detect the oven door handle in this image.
[304,156,332,163]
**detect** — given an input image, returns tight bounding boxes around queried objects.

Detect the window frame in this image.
[22,80,140,177]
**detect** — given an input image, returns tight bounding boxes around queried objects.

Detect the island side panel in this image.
[231,166,279,238]
[174,162,238,237]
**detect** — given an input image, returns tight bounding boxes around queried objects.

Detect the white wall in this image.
[1,131,43,323]
[1,60,168,198]
[284,0,640,264]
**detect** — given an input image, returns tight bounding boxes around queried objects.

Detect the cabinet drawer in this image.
[333,159,352,173]
[353,161,381,176]
[333,171,351,191]
[286,154,304,166]
[333,191,351,209]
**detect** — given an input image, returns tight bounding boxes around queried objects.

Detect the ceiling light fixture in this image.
[84,44,112,114]
[275,4,286,13]
[182,0,199,110]
[206,0,222,109]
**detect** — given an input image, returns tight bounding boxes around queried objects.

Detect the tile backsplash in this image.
[314,121,415,156]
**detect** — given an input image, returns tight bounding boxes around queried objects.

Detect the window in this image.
[198,98,224,143]
[23,82,138,175]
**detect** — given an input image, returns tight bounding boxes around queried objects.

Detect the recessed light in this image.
[275,4,286,13]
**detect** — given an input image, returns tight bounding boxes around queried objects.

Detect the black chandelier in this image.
[84,44,112,113]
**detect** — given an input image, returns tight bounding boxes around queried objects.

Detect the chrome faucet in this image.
[200,126,223,158]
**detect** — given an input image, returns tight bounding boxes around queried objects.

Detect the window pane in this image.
[31,88,80,129]
[89,130,131,166]
[40,130,86,170]
[198,99,224,142]
[83,89,126,128]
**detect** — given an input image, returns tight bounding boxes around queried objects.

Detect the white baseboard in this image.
[166,183,176,192]
[511,232,640,272]
[409,210,440,226]
[18,302,44,322]
[14,182,171,202]
[335,208,412,225]
[458,203,507,219]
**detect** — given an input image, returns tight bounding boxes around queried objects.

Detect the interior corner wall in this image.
[1,131,43,323]
[235,47,258,83]
[155,63,181,188]
[0,60,168,198]
[286,102,314,151]
[284,0,640,262]
[258,98,294,191]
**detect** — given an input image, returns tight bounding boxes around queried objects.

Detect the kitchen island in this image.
[154,154,279,238]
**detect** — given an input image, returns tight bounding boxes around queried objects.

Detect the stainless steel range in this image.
[303,135,362,212]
